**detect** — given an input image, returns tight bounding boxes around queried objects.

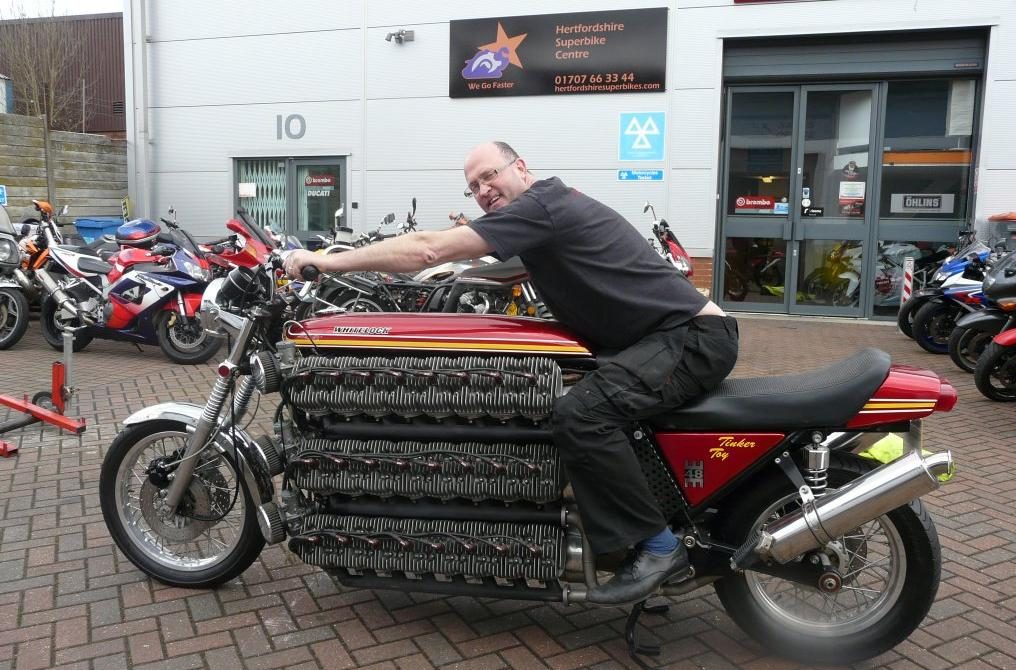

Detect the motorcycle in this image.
[973,250,1016,401]
[897,232,984,338]
[30,215,223,364]
[910,250,994,355]
[0,205,29,350]
[643,202,693,278]
[100,255,957,665]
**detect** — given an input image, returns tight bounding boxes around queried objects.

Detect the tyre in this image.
[974,341,1016,402]
[99,420,264,588]
[0,287,29,350]
[301,287,389,318]
[714,453,940,664]
[723,267,749,302]
[896,295,926,339]
[911,301,960,354]
[155,311,223,365]
[39,296,92,352]
[948,327,992,374]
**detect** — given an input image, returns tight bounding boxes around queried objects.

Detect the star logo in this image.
[477,22,527,69]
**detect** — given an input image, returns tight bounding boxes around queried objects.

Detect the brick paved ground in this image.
[0,314,1013,670]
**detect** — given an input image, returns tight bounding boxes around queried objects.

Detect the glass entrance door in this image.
[720,85,878,315]
[290,159,345,242]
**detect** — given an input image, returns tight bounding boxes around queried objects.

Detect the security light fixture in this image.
[385,29,414,44]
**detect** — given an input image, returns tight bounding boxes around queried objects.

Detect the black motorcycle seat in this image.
[647,347,891,432]
[63,245,117,262]
[77,256,114,275]
[458,256,528,283]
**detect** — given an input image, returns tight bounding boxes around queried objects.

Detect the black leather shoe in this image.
[586,545,691,606]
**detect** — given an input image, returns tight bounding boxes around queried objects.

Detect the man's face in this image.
[464,146,527,213]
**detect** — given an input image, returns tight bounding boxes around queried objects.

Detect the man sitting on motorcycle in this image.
[284,141,739,605]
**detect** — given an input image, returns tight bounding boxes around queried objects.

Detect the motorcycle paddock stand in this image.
[0,330,86,456]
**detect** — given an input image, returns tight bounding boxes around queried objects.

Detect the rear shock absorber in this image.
[804,432,830,497]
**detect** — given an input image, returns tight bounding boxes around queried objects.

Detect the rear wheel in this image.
[155,311,223,365]
[0,287,29,350]
[974,341,1016,401]
[948,327,992,374]
[39,296,92,352]
[911,301,959,354]
[714,454,940,664]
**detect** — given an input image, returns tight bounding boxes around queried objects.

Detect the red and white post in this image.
[901,256,915,306]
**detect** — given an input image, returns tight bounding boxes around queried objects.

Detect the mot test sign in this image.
[449,8,668,98]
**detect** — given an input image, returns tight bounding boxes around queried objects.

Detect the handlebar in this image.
[301,265,320,281]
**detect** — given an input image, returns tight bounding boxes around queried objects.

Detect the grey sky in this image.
[3,0,122,18]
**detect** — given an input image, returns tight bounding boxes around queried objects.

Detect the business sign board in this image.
[449,8,667,98]
[890,193,955,214]
[617,169,664,181]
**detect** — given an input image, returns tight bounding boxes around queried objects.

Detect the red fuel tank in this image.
[284,313,593,357]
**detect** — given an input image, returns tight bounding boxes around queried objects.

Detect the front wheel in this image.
[0,287,29,350]
[714,454,940,664]
[948,326,992,374]
[911,300,959,354]
[974,341,1016,401]
[156,311,223,364]
[99,420,264,588]
[896,296,926,339]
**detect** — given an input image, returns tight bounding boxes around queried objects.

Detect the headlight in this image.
[181,259,211,282]
[932,270,947,283]
[0,238,18,267]
[996,297,1016,311]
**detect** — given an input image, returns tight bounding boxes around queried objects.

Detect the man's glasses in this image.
[463,159,517,198]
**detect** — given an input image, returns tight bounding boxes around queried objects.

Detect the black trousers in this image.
[551,315,739,555]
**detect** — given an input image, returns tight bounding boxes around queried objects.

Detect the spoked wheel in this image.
[0,287,29,350]
[99,420,264,588]
[715,454,940,664]
[39,296,92,352]
[911,301,959,354]
[948,327,993,374]
[974,341,1016,401]
[156,311,223,364]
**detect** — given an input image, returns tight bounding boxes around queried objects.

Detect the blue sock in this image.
[640,528,678,555]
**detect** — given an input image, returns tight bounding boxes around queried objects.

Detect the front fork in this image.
[163,318,255,510]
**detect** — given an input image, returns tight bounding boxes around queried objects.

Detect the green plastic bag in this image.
[858,433,954,482]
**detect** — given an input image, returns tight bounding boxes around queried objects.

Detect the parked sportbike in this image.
[973,249,1016,400]
[0,205,29,350]
[643,202,693,277]
[897,233,984,338]
[910,250,993,355]
[101,254,956,665]
[29,215,222,363]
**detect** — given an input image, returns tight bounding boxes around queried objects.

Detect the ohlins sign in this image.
[449,8,667,98]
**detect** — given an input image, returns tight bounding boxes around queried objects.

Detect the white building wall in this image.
[125,0,1016,256]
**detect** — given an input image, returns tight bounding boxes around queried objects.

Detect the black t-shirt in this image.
[470,177,707,351]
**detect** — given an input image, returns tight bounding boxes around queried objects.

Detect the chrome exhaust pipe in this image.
[751,449,952,565]
[12,268,33,292]
[34,267,95,325]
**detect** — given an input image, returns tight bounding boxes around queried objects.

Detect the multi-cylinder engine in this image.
[273,319,602,593]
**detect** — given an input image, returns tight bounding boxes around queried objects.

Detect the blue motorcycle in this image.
[897,239,990,339]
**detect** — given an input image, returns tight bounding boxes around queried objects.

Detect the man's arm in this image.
[285,225,493,277]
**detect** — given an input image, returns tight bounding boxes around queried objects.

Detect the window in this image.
[879,80,975,220]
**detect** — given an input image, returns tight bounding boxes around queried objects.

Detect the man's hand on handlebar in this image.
[283,249,322,279]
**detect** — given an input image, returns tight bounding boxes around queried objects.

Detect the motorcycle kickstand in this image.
[625,598,670,669]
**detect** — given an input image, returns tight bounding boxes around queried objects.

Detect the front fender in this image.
[994,328,1016,347]
[122,402,274,504]
[956,309,1007,334]
[910,287,943,300]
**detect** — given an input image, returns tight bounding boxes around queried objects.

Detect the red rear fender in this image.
[846,364,956,429]
[994,329,1016,347]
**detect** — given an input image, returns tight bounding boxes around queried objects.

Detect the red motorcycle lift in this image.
[0,331,86,456]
